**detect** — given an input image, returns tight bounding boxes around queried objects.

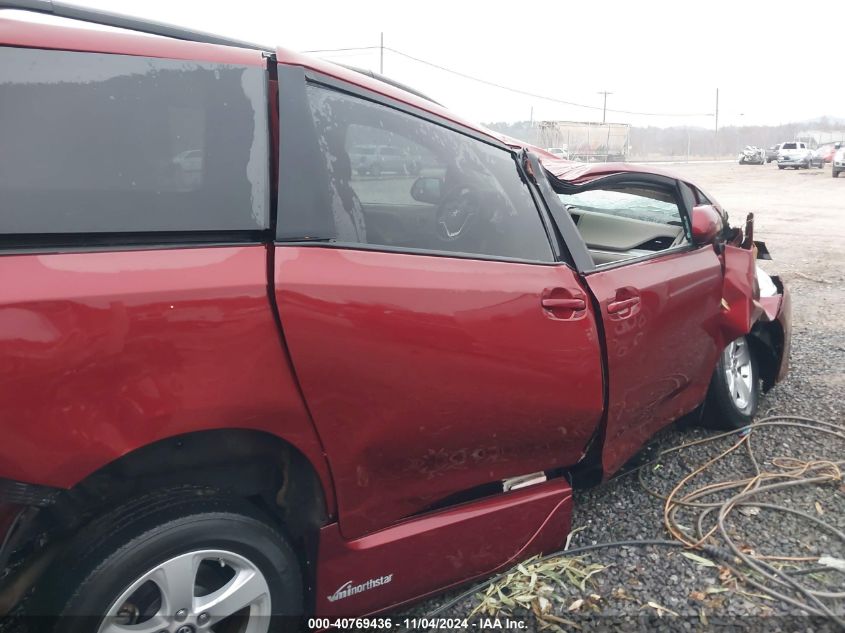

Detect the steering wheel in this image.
[435,185,480,242]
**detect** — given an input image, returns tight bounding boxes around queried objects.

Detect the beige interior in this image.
[569,209,686,266]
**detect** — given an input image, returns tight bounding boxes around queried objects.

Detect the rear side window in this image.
[0,47,268,234]
[288,84,554,262]
[782,143,797,150]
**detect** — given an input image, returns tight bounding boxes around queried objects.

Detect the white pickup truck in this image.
[776,141,821,169]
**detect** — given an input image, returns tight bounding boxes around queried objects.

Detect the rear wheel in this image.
[33,489,303,633]
[702,336,760,429]
[834,169,841,178]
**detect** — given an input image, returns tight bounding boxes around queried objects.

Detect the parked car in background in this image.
[833,146,845,178]
[738,145,765,164]
[815,141,843,164]
[0,4,791,628]
[765,145,779,163]
[349,144,420,176]
[809,148,827,169]
[777,141,821,169]
[547,146,570,159]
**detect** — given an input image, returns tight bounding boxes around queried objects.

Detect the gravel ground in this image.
[406,162,845,631]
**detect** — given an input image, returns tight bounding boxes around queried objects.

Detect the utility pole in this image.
[379,32,384,74]
[714,88,719,158]
[597,91,613,124]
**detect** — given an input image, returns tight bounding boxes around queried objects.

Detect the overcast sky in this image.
[12,0,845,128]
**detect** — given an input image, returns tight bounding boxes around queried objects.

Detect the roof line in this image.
[0,0,272,50]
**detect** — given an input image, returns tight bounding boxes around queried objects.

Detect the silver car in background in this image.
[833,146,845,178]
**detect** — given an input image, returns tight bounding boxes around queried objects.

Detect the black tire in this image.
[778,165,784,170]
[702,336,760,430]
[32,488,303,633]
[834,169,841,178]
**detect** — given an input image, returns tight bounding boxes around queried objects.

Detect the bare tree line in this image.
[486,116,845,160]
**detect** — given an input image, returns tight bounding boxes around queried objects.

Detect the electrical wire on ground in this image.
[414,415,845,629]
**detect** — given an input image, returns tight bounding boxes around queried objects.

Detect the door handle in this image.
[607,297,640,314]
[541,297,586,310]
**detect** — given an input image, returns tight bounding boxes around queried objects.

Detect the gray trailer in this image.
[538,121,630,162]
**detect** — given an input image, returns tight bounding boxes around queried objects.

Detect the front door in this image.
[585,248,723,474]
[563,179,725,475]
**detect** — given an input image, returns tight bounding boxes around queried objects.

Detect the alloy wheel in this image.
[97,549,271,633]
[722,338,754,414]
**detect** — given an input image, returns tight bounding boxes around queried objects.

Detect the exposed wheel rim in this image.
[97,549,271,633]
[722,337,754,414]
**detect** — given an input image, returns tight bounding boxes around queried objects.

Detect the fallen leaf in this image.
[682,552,717,567]
[689,591,706,601]
[644,601,680,617]
[815,501,824,515]
[567,598,584,612]
[819,556,845,572]
[739,506,760,516]
[535,596,551,614]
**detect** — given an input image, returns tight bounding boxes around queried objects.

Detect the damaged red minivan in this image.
[0,3,789,630]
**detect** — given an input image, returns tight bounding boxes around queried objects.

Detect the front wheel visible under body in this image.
[703,336,760,429]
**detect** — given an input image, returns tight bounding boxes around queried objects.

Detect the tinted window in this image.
[295,85,553,262]
[782,143,797,150]
[0,47,268,234]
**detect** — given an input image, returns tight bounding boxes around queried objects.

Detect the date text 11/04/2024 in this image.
[306,618,527,629]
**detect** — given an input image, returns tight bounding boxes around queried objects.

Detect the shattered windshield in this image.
[558,189,681,224]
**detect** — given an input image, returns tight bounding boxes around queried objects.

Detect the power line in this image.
[301,44,713,118]
[383,47,712,118]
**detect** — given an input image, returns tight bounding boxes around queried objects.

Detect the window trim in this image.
[275,240,570,268]
[583,242,698,273]
[0,231,269,255]
[276,67,560,265]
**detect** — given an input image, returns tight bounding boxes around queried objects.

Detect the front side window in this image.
[556,184,687,266]
[294,85,554,262]
[0,47,268,234]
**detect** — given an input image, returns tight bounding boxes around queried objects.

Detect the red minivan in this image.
[0,4,789,631]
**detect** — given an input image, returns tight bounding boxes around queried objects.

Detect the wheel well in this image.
[24,429,327,605]
[748,319,785,392]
